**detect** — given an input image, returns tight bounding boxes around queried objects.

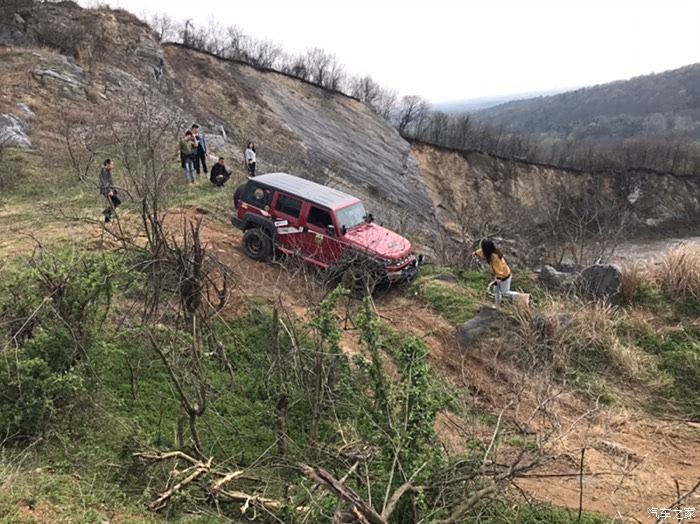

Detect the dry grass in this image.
[513,298,655,380]
[620,261,650,302]
[654,245,700,301]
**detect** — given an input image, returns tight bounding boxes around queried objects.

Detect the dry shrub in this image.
[513,299,653,380]
[620,261,650,303]
[654,245,700,301]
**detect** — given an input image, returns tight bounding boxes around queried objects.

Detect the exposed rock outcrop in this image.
[32,56,88,100]
[0,113,31,149]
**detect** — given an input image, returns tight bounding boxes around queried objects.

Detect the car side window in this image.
[307,206,333,230]
[276,193,302,218]
[244,183,271,208]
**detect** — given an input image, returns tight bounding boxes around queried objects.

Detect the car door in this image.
[299,204,344,266]
[271,192,305,254]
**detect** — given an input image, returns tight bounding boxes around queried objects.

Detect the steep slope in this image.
[475,63,700,141]
[0,1,435,235]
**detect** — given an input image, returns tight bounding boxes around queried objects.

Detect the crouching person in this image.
[210,157,231,187]
[474,239,527,308]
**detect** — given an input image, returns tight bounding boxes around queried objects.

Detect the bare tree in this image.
[244,38,283,69]
[148,13,178,42]
[395,95,429,134]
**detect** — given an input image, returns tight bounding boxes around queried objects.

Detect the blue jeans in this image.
[183,157,196,183]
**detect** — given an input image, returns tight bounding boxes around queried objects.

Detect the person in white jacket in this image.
[245,142,257,177]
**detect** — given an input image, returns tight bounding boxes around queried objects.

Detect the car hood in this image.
[343,223,412,260]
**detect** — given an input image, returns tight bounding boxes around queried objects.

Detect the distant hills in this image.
[471,64,700,142]
[432,87,573,113]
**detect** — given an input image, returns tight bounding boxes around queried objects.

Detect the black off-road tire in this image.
[243,228,272,261]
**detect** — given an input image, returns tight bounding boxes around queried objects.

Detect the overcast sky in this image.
[89,0,700,103]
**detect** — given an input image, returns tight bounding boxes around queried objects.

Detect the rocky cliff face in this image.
[413,143,700,236]
[1,1,698,243]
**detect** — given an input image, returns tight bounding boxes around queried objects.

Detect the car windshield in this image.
[336,202,367,231]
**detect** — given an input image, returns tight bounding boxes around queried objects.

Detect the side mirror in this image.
[326,224,336,237]
[365,213,374,223]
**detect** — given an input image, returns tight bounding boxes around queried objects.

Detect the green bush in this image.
[0,249,121,440]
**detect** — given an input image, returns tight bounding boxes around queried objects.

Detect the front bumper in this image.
[385,255,423,283]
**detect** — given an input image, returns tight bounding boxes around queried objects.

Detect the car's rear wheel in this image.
[243,228,272,261]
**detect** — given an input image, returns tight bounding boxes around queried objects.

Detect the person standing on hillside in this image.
[473,239,516,307]
[245,141,257,177]
[210,156,231,187]
[191,124,208,176]
[180,130,198,183]
[99,158,121,223]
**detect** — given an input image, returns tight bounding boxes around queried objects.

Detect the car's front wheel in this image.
[243,228,272,261]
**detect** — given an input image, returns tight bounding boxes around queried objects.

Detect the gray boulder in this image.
[457,307,502,348]
[577,264,623,302]
[0,114,31,149]
[539,264,578,290]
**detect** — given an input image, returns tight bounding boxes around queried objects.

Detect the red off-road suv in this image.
[232,173,421,294]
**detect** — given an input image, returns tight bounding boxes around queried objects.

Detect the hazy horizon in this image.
[82,0,700,103]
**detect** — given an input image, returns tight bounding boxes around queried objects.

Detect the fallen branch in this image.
[134,450,306,516]
[148,457,212,511]
[300,463,387,524]
[381,462,426,521]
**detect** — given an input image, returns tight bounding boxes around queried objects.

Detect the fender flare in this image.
[242,213,276,241]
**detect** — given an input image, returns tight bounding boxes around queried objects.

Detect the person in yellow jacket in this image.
[473,239,515,307]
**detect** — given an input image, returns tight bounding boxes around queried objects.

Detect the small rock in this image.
[538,264,577,290]
[15,103,34,118]
[456,307,501,348]
[577,264,623,302]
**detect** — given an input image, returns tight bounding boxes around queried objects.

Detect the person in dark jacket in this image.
[210,157,231,187]
[99,158,121,223]
[192,124,208,175]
